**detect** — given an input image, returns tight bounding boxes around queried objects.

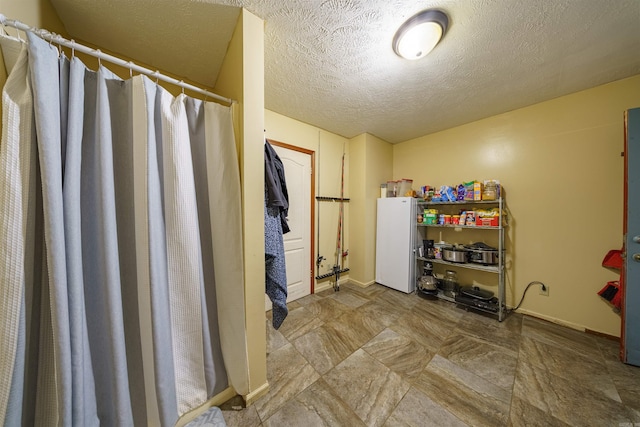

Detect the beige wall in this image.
[215,9,267,402]
[265,109,350,291]
[348,134,366,283]
[0,0,67,35]
[394,74,640,336]
[349,134,393,286]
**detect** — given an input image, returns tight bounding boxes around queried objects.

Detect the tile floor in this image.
[221,282,640,426]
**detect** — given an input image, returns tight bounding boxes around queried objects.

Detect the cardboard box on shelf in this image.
[473,182,483,201]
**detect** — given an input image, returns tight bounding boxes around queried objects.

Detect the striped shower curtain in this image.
[0,32,248,426]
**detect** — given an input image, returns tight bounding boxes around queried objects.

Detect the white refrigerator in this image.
[375,197,417,293]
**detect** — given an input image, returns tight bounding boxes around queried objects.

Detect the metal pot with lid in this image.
[465,242,499,266]
[442,245,468,263]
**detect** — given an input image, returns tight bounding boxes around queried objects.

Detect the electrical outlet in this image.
[540,284,549,296]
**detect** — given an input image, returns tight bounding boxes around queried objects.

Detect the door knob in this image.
[634,235,640,243]
[634,253,640,262]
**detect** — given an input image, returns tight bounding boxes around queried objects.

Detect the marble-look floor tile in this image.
[304,296,351,321]
[266,300,302,321]
[390,311,453,353]
[595,335,621,362]
[325,308,387,350]
[263,378,365,427]
[508,396,570,427]
[295,293,324,306]
[266,318,289,355]
[521,316,602,361]
[605,357,640,412]
[384,386,469,427]
[292,322,357,374]
[249,285,640,427]
[513,358,640,426]
[362,328,432,382]
[276,306,324,341]
[328,289,370,308]
[454,310,522,352]
[438,332,518,390]
[375,288,419,311]
[254,343,320,421]
[412,296,466,325]
[314,287,337,298]
[342,282,388,299]
[221,405,262,427]
[358,300,404,327]
[324,349,411,427]
[519,335,620,402]
[413,355,511,427]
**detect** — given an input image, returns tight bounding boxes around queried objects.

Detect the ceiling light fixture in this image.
[393,9,449,60]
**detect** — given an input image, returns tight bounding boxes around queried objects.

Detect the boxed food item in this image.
[474,207,504,227]
[476,217,499,227]
[465,211,476,226]
[423,209,438,224]
[463,181,475,200]
[474,182,483,201]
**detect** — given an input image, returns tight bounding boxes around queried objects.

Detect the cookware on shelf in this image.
[465,242,499,265]
[459,286,494,301]
[442,245,468,263]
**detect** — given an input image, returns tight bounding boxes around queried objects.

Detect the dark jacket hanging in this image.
[264,140,289,329]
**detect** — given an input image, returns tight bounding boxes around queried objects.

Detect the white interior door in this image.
[265,142,312,310]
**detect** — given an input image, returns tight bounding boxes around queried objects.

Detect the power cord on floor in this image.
[510,281,547,312]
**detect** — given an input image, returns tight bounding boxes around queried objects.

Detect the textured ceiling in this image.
[50,0,640,143]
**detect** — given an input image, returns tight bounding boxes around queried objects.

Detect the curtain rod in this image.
[0,14,236,105]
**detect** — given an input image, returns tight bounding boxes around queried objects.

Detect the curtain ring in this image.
[180,80,185,94]
[154,71,159,84]
[70,39,75,58]
[55,35,62,56]
[128,61,133,78]
[96,49,102,67]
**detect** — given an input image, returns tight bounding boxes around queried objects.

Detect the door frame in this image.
[267,139,316,293]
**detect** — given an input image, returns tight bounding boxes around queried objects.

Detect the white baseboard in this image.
[515,308,586,332]
[347,278,375,288]
[244,381,270,406]
[315,277,349,293]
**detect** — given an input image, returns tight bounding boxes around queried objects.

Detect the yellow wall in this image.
[215,9,267,403]
[265,109,350,291]
[394,74,640,336]
[348,134,367,283]
[349,133,393,286]
[0,0,67,35]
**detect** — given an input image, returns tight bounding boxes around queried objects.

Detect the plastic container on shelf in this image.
[386,180,398,197]
[482,180,499,200]
[380,183,387,198]
[397,179,413,197]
